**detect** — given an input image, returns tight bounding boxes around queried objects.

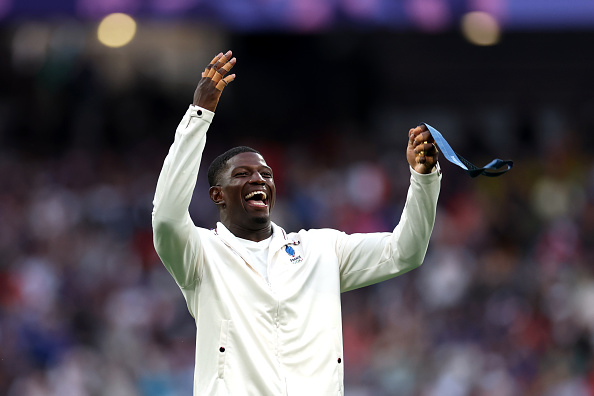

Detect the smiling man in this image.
[207,147,276,240]
[152,51,441,395]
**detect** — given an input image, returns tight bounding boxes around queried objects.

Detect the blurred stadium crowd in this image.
[1,26,594,396]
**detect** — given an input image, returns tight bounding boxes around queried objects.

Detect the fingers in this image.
[194,50,237,110]
[206,52,226,78]
[208,50,233,79]
[202,53,222,78]
[212,57,236,83]
[416,141,438,156]
[202,50,236,92]
[216,74,236,91]
[411,128,432,144]
[409,125,439,166]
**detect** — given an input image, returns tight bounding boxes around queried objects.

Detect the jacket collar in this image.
[214,221,289,254]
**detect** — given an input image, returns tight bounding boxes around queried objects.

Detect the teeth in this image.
[244,191,267,200]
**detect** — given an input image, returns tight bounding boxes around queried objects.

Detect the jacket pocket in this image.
[218,319,230,379]
[336,327,344,395]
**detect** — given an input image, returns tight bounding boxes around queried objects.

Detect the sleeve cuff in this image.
[187,104,215,124]
[409,162,442,184]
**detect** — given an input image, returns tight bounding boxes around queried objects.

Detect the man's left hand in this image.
[407,125,439,174]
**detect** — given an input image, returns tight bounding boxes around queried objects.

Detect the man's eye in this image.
[234,172,248,177]
[262,173,272,178]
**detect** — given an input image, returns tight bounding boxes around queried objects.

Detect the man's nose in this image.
[249,172,266,183]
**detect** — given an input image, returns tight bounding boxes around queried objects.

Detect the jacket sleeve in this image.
[337,166,441,292]
[152,105,214,289]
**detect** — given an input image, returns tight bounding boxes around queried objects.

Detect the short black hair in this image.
[207,146,261,186]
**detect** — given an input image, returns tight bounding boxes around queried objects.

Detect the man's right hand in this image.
[193,50,236,112]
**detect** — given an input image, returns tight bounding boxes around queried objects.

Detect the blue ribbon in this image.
[422,123,513,178]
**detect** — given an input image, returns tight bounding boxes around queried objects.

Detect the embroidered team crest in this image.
[285,245,295,257]
[285,244,303,264]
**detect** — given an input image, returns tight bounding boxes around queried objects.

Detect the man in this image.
[152,50,441,395]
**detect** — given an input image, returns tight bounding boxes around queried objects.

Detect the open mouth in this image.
[244,191,268,208]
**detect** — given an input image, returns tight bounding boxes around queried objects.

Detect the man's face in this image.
[213,152,276,229]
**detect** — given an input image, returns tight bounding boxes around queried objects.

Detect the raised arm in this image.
[338,125,441,292]
[152,51,236,288]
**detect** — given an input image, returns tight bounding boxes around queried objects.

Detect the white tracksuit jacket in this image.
[152,105,441,395]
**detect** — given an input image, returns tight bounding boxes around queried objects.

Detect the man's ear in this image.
[209,186,225,206]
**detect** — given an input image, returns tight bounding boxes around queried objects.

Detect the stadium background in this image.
[1,0,594,394]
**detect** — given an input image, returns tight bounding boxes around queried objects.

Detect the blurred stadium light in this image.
[461,11,500,46]
[97,13,137,48]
